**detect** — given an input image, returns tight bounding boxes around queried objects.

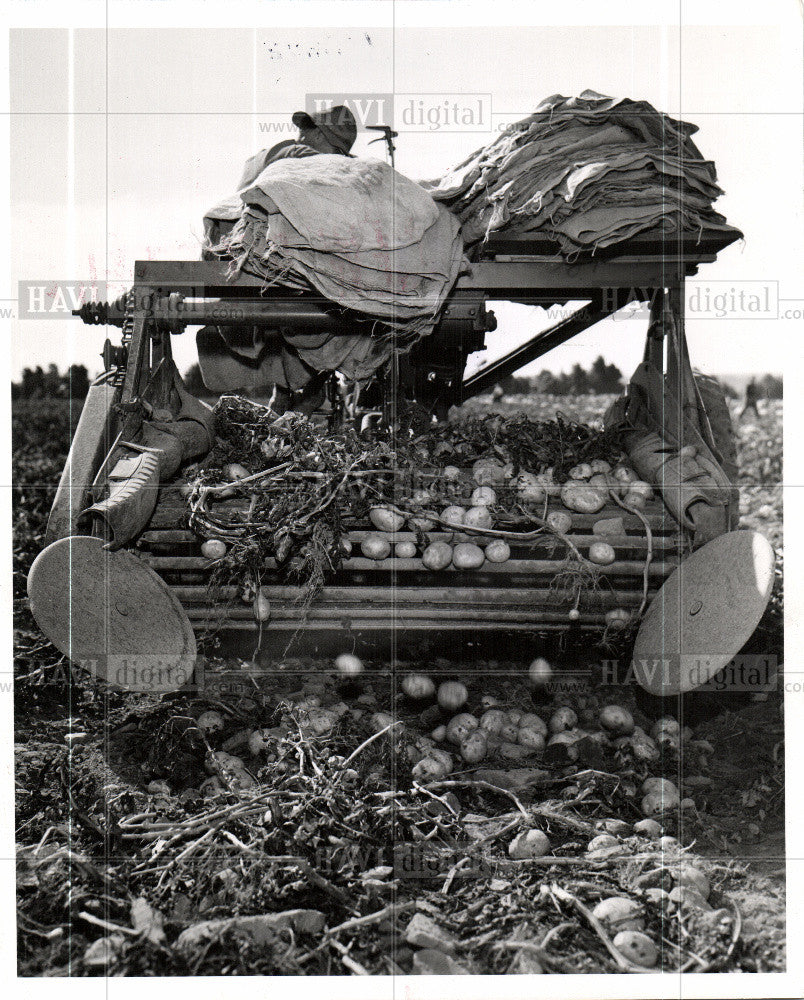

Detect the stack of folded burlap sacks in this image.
[420,90,734,255]
[214,154,465,352]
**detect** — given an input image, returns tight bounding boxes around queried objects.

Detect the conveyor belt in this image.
[132,485,687,633]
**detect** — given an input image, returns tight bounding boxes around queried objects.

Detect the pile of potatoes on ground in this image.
[357,455,655,571]
[381,668,687,817]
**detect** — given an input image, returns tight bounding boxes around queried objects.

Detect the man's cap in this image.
[292,104,357,153]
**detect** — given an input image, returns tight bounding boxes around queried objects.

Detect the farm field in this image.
[12,393,785,976]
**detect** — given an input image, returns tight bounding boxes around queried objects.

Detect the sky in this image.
[8,18,803,383]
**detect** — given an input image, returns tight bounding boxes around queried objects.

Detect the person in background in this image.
[740,377,760,420]
[199,105,358,415]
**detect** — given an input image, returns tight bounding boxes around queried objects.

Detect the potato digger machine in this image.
[28,226,776,697]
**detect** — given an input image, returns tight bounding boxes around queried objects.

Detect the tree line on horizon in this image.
[11,364,90,400]
[11,359,782,402]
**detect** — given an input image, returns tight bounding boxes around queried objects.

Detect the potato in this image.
[452,542,485,569]
[593,516,625,537]
[437,681,468,712]
[508,829,551,859]
[561,483,606,514]
[599,704,634,736]
[370,711,395,732]
[224,462,249,481]
[628,480,654,501]
[408,512,437,532]
[641,776,679,797]
[588,541,616,565]
[624,490,648,510]
[650,717,680,741]
[632,818,662,838]
[395,540,417,558]
[205,750,237,775]
[479,709,507,735]
[641,790,679,816]
[672,865,710,900]
[518,727,546,751]
[516,472,546,503]
[612,930,657,968]
[201,539,227,560]
[547,729,582,747]
[441,505,467,527]
[485,539,511,563]
[518,713,548,736]
[668,886,709,911]
[460,730,488,763]
[422,541,453,570]
[471,486,496,506]
[411,488,432,505]
[592,897,645,933]
[568,463,593,480]
[549,707,578,733]
[198,710,225,734]
[587,833,619,852]
[248,728,271,755]
[442,465,461,481]
[412,756,451,781]
[588,472,612,489]
[464,506,493,530]
[401,673,435,699]
[630,729,659,761]
[200,776,223,797]
[361,535,391,560]
[612,464,637,484]
[657,731,680,752]
[472,458,506,485]
[528,657,553,686]
[505,709,523,725]
[369,506,405,532]
[590,459,612,474]
[300,708,339,737]
[605,608,631,631]
[546,510,572,533]
[446,713,479,745]
[431,724,447,742]
[428,747,453,771]
[498,722,520,742]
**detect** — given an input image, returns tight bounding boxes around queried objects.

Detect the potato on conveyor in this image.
[464,506,493,529]
[369,506,405,532]
[452,542,485,569]
[361,535,392,560]
[588,541,616,565]
[471,486,496,506]
[441,505,467,527]
[516,471,545,503]
[422,540,453,570]
[484,539,510,563]
[201,539,227,560]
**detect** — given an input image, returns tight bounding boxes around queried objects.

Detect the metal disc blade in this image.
[631,530,775,695]
[28,535,196,692]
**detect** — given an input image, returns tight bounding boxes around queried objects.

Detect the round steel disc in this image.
[631,530,775,695]
[28,535,196,692]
